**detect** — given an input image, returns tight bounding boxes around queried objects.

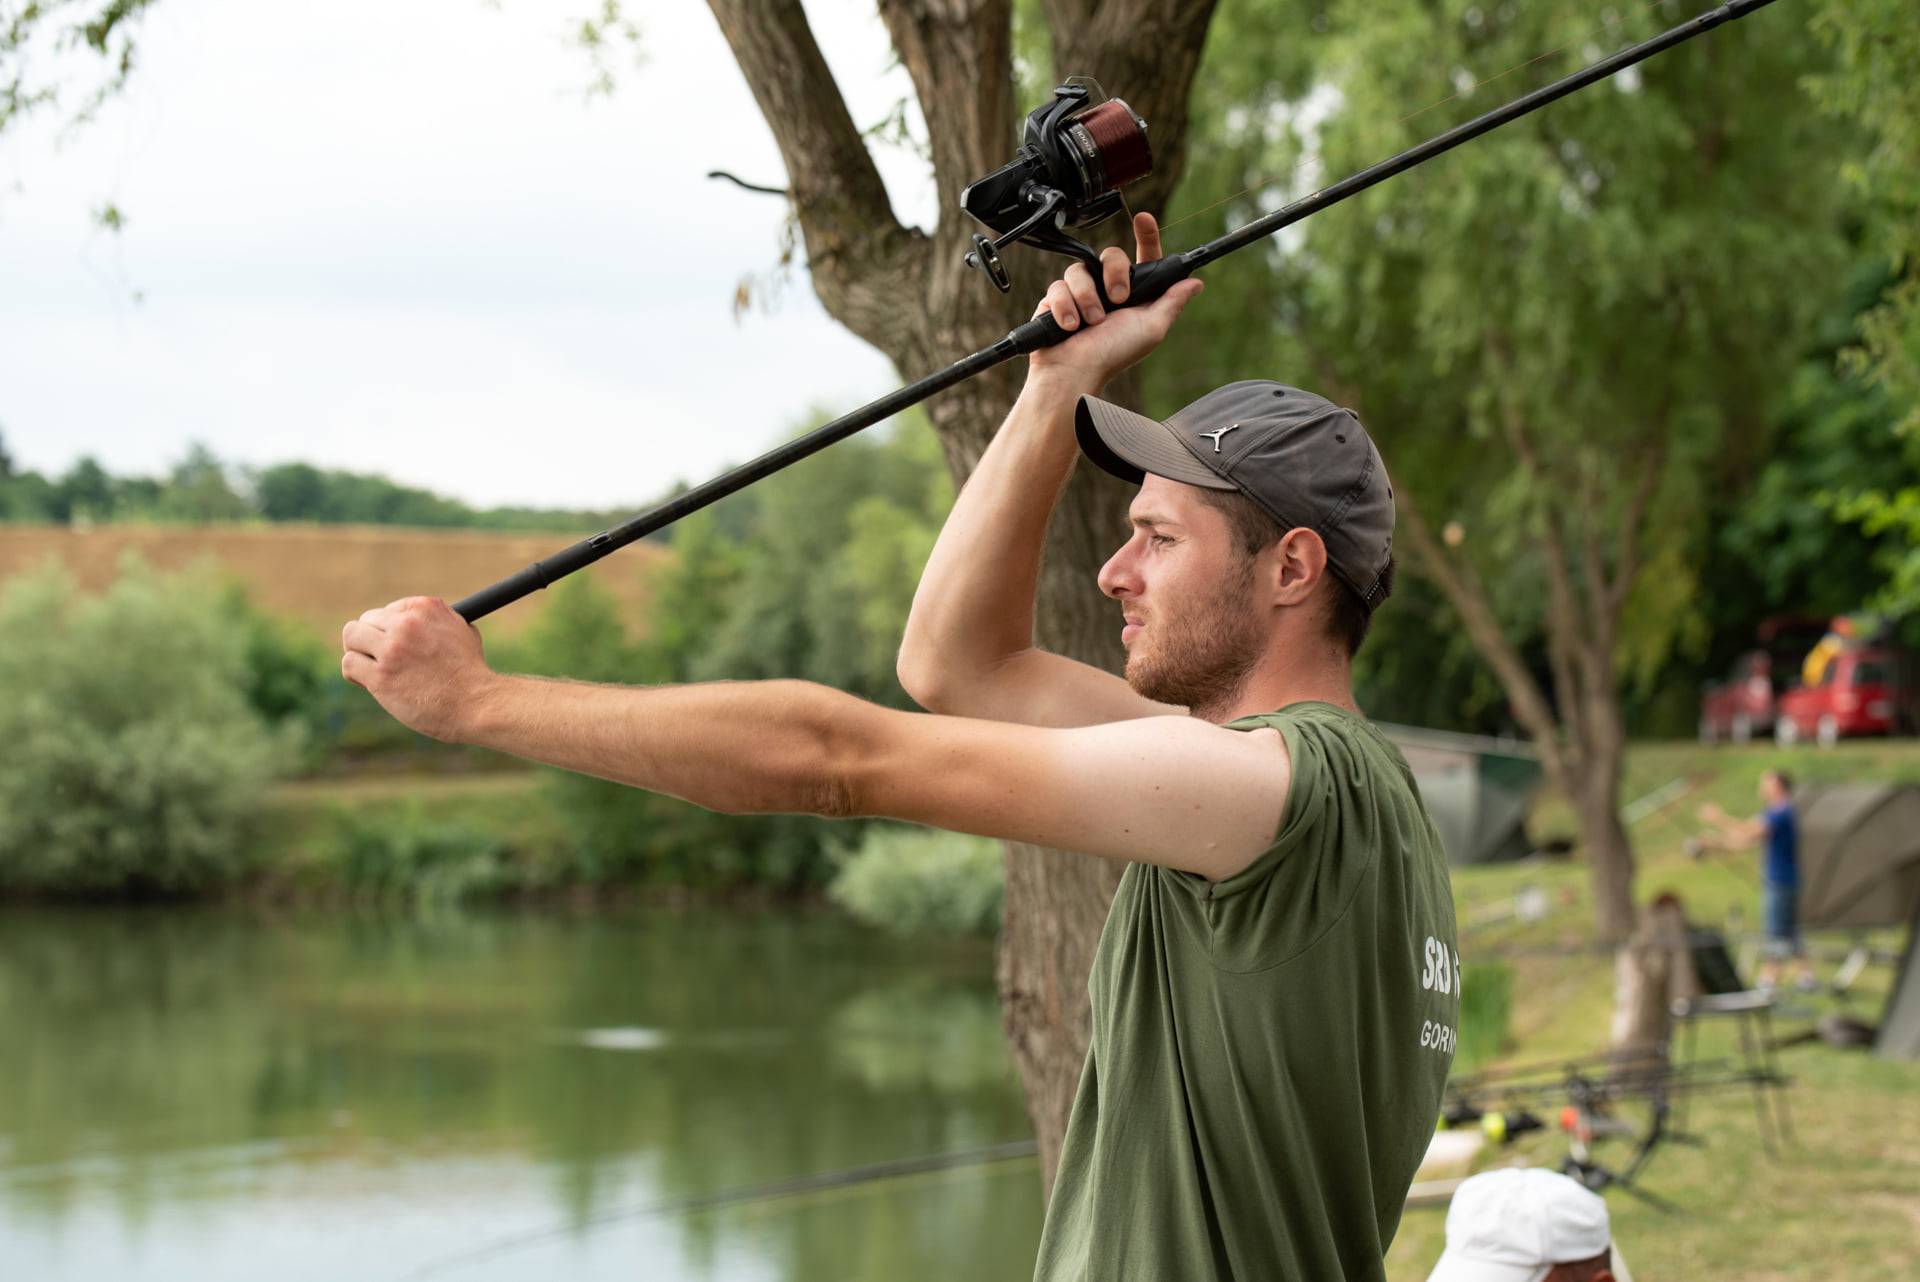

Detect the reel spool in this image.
[959,77,1151,300]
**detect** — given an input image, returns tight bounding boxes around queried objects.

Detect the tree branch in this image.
[1491,343,1589,762]
[1525,462,1586,752]
[706,0,928,356]
[1576,461,1611,633]
[1396,480,1571,791]
[872,0,1045,356]
[1606,436,1665,616]
[876,1,1015,255]
[1043,0,1222,218]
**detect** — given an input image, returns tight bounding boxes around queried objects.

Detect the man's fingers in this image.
[358,607,390,631]
[1063,261,1104,323]
[1133,212,1162,264]
[1100,247,1131,305]
[340,651,370,688]
[342,619,387,659]
[1035,230,1184,337]
[1043,280,1081,330]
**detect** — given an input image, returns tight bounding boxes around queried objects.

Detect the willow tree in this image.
[1808,0,1920,611]
[1259,0,1850,941]
[703,0,1232,1183]
[0,0,154,135]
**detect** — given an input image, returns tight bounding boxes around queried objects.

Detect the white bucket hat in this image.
[1427,1169,1631,1282]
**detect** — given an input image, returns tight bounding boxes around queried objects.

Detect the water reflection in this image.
[0,907,1043,1281]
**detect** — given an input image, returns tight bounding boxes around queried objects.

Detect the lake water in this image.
[0,907,1044,1281]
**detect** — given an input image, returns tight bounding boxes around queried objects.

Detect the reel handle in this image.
[1004,252,1197,355]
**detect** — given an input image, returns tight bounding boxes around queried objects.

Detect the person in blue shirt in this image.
[1695,770,1816,992]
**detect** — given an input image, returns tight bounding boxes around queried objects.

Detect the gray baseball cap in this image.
[1075,379,1396,609]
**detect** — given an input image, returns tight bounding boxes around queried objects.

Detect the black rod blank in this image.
[453,0,1780,623]
[453,341,1013,620]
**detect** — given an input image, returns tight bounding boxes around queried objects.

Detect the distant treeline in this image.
[0,435,634,532]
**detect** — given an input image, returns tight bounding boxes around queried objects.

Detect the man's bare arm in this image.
[457,676,1287,877]
[896,212,1203,729]
[897,369,1177,728]
[854,706,1290,879]
[1697,802,1764,845]
[342,598,1287,880]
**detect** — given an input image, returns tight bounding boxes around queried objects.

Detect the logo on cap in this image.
[1199,424,1239,453]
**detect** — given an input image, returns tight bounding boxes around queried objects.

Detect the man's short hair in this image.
[1766,769,1794,794]
[1548,1247,1615,1281]
[1195,486,1390,658]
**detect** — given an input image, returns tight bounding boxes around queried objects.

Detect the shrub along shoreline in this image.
[249,774,1004,935]
[0,418,985,925]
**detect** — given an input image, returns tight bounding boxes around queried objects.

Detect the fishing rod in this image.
[453,0,1781,623]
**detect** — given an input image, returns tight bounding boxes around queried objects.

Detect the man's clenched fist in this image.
[341,596,494,742]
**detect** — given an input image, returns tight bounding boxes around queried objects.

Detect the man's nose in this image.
[1098,542,1139,600]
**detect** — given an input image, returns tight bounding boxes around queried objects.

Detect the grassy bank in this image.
[1387,922,1916,1279]
[1386,738,1920,1281]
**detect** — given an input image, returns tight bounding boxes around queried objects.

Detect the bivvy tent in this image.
[1380,725,1544,867]
[1794,783,1920,1060]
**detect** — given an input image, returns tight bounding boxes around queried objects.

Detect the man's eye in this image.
[1150,535,1176,548]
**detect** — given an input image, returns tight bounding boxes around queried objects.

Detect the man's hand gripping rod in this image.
[453,0,1778,624]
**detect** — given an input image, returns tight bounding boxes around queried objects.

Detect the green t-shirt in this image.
[1032,702,1459,1282]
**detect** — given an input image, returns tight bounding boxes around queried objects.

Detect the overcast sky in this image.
[0,1,937,509]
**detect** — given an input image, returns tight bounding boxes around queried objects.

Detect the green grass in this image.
[1454,959,1514,1074]
[1388,737,1920,1281]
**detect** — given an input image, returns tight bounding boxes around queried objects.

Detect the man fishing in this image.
[342,213,1458,1280]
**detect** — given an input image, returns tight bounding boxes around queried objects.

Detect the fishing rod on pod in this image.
[453,0,1781,624]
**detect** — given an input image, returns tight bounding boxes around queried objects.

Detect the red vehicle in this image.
[1774,647,1917,746]
[1698,650,1777,743]
[1698,617,1833,745]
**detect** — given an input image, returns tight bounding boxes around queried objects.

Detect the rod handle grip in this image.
[1005,253,1196,355]
[453,565,549,623]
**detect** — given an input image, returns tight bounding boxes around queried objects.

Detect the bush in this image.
[829,825,1004,938]
[224,585,338,765]
[322,806,513,904]
[0,559,297,895]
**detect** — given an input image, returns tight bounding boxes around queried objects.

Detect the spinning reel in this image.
[960,78,1152,305]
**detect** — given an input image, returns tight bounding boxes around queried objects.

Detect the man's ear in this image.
[1268,528,1327,607]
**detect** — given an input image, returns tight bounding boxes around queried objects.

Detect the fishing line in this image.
[400,1139,1038,1280]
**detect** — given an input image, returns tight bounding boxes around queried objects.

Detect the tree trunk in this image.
[999,840,1125,1193]
[706,0,1219,1193]
[1575,778,1636,940]
[1610,936,1672,1055]
[1609,894,1696,1054]
[1571,729,1636,944]
[921,340,1139,1199]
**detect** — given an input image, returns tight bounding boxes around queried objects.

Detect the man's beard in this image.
[1124,558,1263,717]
